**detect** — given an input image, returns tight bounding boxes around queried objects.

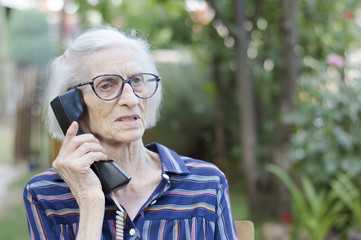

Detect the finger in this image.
[54,143,108,171]
[65,135,102,155]
[73,142,108,158]
[81,152,109,166]
[69,152,109,173]
[62,123,100,153]
[74,133,101,145]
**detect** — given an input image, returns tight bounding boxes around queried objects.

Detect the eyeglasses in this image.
[67,73,161,101]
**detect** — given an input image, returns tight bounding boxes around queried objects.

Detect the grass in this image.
[0,170,40,240]
[0,203,29,240]
[229,187,250,221]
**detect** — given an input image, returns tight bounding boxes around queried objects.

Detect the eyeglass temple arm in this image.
[67,81,92,91]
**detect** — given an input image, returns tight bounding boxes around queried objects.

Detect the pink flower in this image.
[343,11,353,20]
[327,54,345,68]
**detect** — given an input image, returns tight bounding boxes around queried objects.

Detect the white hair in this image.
[43,26,162,140]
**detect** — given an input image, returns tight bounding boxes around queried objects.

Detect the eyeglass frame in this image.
[67,73,161,101]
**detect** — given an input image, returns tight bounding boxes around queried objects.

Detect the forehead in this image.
[81,46,143,79]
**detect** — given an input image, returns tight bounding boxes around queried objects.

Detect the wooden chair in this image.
[235,221,254,240]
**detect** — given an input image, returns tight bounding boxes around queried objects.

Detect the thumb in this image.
[64,121,79,140]
[58,121,79,155]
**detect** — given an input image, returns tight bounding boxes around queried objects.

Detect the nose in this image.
[117,83,139,107]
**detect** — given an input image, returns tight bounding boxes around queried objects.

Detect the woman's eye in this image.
[95,77,119,91]
[132,77,143,85]
[100,82,112,89]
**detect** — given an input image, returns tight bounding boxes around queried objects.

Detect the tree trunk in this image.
[212,55,227,171]
[269,0,298,215]
[232,0,259,215]
[207,0,260,216]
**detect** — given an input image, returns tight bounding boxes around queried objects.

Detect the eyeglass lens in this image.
[93,74,158,100]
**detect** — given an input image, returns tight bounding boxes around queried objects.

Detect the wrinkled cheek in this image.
[139,100,149,127]
[87,101,111,133]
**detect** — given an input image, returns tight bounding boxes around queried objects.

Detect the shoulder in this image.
[178,157,229,191]
[26,168,61,185]
[181,156,226,179]
[149,142,228,186]
[148,142,226,177]
[24,168,68,195]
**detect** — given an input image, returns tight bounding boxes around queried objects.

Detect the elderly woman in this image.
[23,26,238,240]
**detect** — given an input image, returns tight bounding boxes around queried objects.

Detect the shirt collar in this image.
[146,142,191,175]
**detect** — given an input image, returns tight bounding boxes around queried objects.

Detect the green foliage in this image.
[286,72,361,184]
[266,164,346,239]
[299,0,361,60]
[8,9,54,65]
[73,0,193,49]
[331,174,361,231]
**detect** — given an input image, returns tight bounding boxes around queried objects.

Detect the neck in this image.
[102,139,159,177]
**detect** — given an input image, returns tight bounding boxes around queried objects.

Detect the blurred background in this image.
[1,0,361,239]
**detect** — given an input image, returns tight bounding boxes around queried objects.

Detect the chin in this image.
[113,128,145,143]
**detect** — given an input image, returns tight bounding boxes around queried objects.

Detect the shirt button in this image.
[162,173,169,180]
[129,228,136,236]
[150,200,157,205]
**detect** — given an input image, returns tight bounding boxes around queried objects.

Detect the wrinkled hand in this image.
[52,121,108,205]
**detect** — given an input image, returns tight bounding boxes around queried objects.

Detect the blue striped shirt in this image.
[23,143,238,239]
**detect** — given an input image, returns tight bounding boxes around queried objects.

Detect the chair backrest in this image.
[235,221,254,240]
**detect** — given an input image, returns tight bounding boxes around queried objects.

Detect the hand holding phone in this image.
[50,89,131,194]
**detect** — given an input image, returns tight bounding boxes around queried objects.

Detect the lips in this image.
[118,115,139,121]
[116,114,140,125]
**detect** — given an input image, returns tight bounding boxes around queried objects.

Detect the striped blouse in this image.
[23,143,239,240]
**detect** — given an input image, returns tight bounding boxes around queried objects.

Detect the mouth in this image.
[116,115,141,122]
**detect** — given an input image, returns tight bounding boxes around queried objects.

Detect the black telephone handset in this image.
[50,89,131,194]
